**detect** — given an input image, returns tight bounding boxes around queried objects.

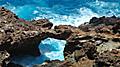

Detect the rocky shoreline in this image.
[0,7,120,67]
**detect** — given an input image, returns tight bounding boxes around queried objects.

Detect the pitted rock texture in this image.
[0,7,120,67]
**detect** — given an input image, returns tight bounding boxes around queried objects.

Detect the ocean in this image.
[0,0,120,26]
[0,0,120,66]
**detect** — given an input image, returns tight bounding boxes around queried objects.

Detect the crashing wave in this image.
[0,0,120,26]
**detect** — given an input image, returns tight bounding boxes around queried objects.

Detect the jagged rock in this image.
[74,49,85,61]
[33,60,65,67]
[43,29,72,40]
[0,51,10,67]
[97,41,120,53]
[95,50,120,67]
[89,16,120,25]
[72,57,94,67]
[0,7,120,67]
[0,7,54,56]
[54,25,76,29]
[78,24,91,32]
[31,19,53,29]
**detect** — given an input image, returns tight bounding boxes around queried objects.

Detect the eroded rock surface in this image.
[0,7,120,67]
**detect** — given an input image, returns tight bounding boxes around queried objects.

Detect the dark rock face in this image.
[0,7,41,56]
[26,15,120,67]
[6,62,23,67]
[0,7,73,66]
[0,7,120,67]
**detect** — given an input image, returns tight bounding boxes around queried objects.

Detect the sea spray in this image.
[1,0,120,26]
[39,38,66,61]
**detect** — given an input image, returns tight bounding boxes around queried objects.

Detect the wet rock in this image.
[7,62,23,67]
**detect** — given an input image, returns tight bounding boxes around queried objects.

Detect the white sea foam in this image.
[1,0,120,66]
[12,38,66,67]
[34,7,99,27]
[33,1,120,27]
[87,1,120,17]
[1,0,120,27]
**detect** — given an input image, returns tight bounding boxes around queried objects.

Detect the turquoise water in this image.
[12,38,66,67]
[1,0,120,66]
[0,0,120,26]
